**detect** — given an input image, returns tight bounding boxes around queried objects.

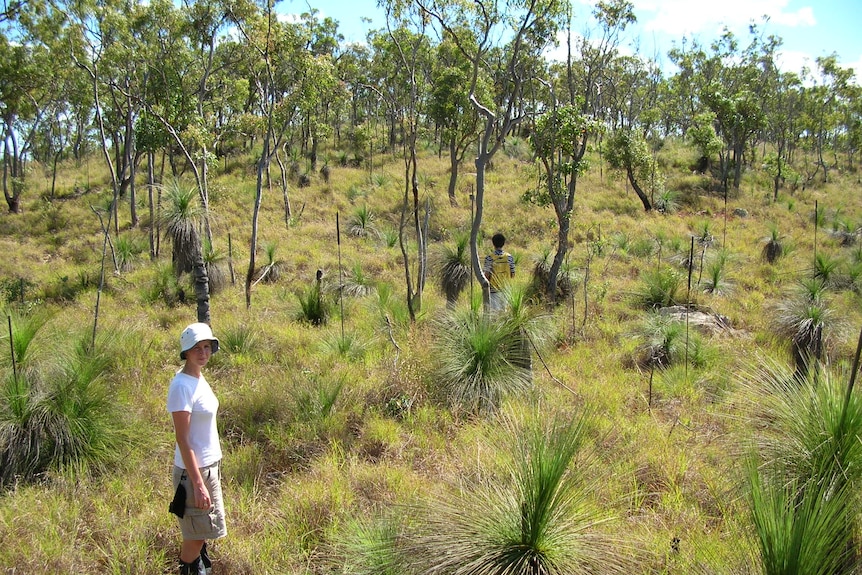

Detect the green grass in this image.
[0,139,860,574]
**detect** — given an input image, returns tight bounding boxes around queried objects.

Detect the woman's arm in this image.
[171,410,211,509]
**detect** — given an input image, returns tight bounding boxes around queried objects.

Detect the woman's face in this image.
[184,340,213,369]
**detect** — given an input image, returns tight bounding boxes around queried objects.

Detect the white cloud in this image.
[633,0,816,37]
[277,12,303,25]
[845,54,862,85]
[775,48,816,76]
[771,6,816,27]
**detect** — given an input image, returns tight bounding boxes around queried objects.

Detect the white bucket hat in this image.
[180,322,220,359]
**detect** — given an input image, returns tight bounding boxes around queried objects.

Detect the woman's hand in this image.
[193,481,212,509]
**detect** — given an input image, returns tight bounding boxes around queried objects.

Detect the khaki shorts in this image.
[172,461,227,541]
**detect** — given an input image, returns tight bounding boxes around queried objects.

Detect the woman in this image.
[167,322,227,575]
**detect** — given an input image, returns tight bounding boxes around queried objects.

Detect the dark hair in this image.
[492,233,506,248]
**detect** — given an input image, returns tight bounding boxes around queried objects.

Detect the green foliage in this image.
[812,203,827,228]
[380,226,398,248]
[4,308,52,371]
[526,105,602,207]
[114,233,145,273]
[686,112,722,159]
[39,199,67,233]
[320,332,368,360]
[218,323,259,356]
[335,513,407,575]
[140,262,184,307]
[812,252,840,287]
[605,129,652,181]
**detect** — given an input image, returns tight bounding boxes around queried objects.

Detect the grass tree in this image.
[159,180,210,323]
[405,408,634,574]
[297,270,331,326]
[431,307,534,415]
[634,266,683,310]
[812,252,841,288]
[340,262,376,298]
[772,279,842,379]
[1,323,132,486]
[437,233,471,308]
[761,224,785,263]
[702,248,734,295]
[633,311,689,369]
[740,360,862,573]
[334,513,407,575]
[350,204,379,239]
[257,241,281,284]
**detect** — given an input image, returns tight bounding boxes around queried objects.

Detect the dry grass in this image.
[0,138,860,574]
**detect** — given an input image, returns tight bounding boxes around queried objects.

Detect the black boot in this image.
[200,543,212,575]
[179,556,205,575]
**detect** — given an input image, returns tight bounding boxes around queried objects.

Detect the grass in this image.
[0,138,860,574]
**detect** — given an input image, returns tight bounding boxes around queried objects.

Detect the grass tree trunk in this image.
[192,242,210,324]
[447,136,459,206]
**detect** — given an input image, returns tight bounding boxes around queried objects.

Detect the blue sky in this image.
[279,0,862,82]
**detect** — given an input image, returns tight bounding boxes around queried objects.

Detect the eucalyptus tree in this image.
[62,0,160,231]
[671,29,766,193]
[848,87,862,171]
[0,23,60,213]
[604,128,652,211]
[428,35,484,206]
[601,52,663,212]
[335,42,374,137]
[373,5,435,320]
[418,0,568,311]
[233,0,337,308]
[664,37,712,137]
[297,9,344,170]
[756,37,804,201]
[800,55,856,183]
[526,0,634,302]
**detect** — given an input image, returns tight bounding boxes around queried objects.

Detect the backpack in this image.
[489,252,512,292]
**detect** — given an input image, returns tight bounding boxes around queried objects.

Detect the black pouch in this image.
[169,482,186,518]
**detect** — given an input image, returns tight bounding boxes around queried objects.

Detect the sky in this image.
[278,0,862,83]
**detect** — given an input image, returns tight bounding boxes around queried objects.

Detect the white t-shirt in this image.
[167,371,222,469]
